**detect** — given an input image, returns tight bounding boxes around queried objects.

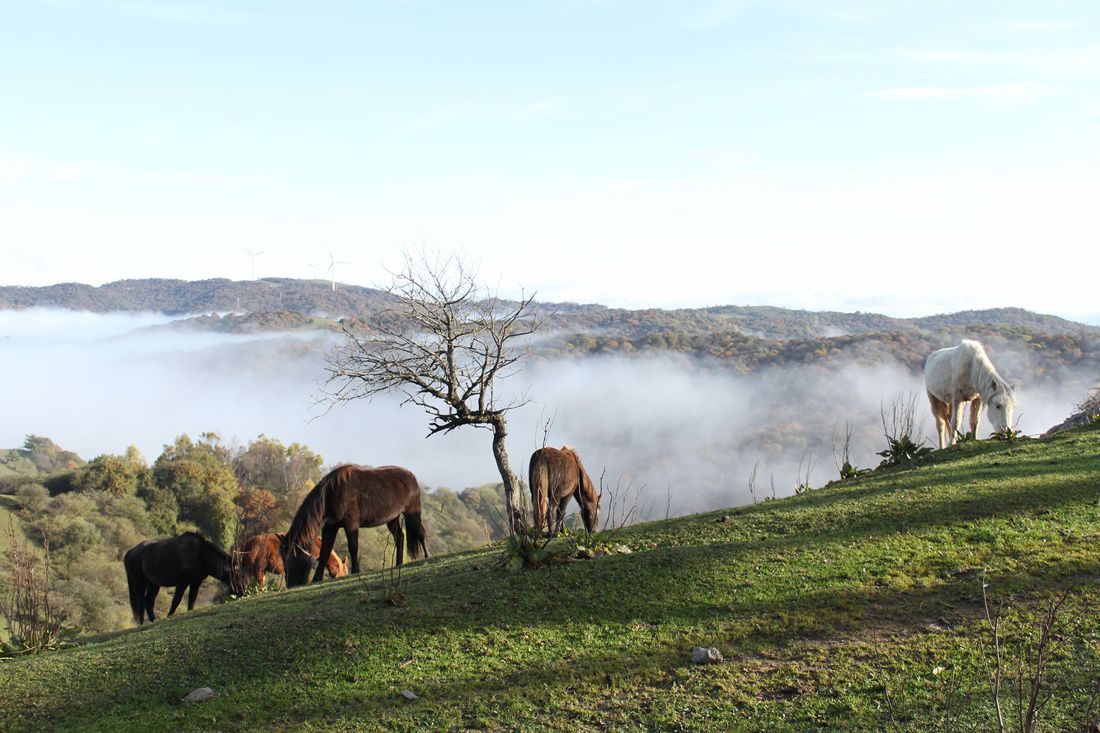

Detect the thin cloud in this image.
[39,0,259,27]
[0,154,89,184]
[870,82,1056,101]
[897,46,1100,79]
[516,100,565,120]
[995,20,1079,33]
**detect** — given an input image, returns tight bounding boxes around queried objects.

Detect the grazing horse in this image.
[529,446,600,537]
[280,464,429,588]
[238,532,348,589]
[925,339,1017,449]
[123,531,244,626]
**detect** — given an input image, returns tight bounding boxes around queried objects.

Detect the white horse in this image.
[924,340,1017,449]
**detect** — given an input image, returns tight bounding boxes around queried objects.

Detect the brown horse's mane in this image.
[557,447,596,500]
[284,465,356,553]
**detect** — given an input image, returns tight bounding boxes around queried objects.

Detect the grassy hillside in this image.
[2,430,1099,731]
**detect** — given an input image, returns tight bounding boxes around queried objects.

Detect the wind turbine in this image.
[245,249,265,280]
[325,250,351,292]
[306,260,321,280]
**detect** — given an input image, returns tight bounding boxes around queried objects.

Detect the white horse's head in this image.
[987,385,1017,432]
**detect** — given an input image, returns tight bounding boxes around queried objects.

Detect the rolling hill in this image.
[4,278,1099,387]
[1,278,1095,339]
[2,428,1098,732]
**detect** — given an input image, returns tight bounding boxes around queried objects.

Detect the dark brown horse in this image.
[281,464,429,587]
[123,531,244,625]
[529,446,600,537]
[239,532,348,588]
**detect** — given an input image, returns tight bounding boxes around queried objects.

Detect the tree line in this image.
[1,433,510,637]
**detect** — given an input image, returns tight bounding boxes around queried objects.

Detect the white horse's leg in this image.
[968,397,983,439]
[949,398,966,446]
[928,392,949,449]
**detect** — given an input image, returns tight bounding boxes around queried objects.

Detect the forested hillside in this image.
[4,279,1097,381]
[0,434,510,641]
[2,279,1094,339]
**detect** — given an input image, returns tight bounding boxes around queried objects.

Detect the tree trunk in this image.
[490,415,524,534]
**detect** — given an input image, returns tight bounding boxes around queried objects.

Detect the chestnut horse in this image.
[124,531,245,626]
[529,446,600,537]
[281,464,429,587]
[239,532,348,589]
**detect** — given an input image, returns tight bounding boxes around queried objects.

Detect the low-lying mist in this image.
[0,309,1090,521]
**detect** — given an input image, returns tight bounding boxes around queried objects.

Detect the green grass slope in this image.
[2,431,1099,732]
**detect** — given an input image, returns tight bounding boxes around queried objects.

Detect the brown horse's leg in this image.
[315,524,339,582]
[554,497,569,537]
[144,585,160,622]
[168,585,186,616]
[387,518,404,567]
[187,581,202,611]
[344,526,361,575]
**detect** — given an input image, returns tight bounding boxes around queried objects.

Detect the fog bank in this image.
[0,309,1089,519]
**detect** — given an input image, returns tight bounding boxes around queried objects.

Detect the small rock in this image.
[717,515,730,523]
[183,687,217,703]
[400,689,419,700]
[691,647,723,665]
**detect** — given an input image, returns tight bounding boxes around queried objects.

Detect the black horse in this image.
[123,531,243,625]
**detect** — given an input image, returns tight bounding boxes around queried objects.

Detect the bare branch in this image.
[319,248,541,532]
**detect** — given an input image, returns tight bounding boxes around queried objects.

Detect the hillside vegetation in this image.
[2,429,1098,732]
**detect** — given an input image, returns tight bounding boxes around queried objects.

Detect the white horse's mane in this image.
[963,339,1012,400]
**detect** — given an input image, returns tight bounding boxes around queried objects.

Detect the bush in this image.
[877,435,933,467]
[0,525,66,654]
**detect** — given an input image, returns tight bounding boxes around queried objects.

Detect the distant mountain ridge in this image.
[0,278,1095,341]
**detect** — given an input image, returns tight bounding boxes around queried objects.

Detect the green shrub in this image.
[877,435,933,466]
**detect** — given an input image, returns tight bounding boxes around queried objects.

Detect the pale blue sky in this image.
[2,1,1098,320]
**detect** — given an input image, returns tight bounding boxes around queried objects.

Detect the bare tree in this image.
[747,458,761,505]
[880,391,925,444]
[832,419,857,479]
[322,250,538,532]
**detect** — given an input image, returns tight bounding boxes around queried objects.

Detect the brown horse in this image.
[123,531,245,626]
[239,532,348,588]
[529,446,600,537]
[281,464,429,587]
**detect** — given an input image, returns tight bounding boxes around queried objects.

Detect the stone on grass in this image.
[691,647,723,665]
[400,689,419,700]
[183,687,217,703]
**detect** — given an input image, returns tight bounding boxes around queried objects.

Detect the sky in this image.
[2,1,1099,321]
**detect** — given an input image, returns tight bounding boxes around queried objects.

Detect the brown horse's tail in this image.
[404,510,429,559]
[123,545,147,625]
[529,450,549,535]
